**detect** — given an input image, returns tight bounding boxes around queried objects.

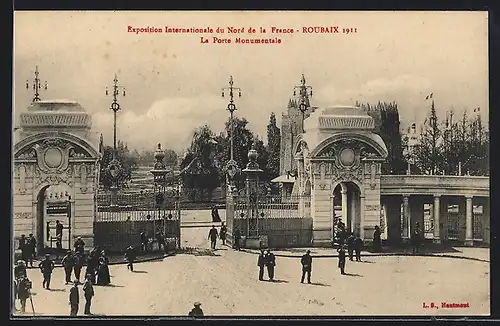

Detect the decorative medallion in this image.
[339,148,355,166]
[225,159,239,178]
[44,147,63,168]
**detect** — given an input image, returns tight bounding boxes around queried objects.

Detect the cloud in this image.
[91,95,229,152]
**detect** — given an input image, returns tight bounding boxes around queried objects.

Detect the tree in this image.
[180,124,220,201]
[357,101,406,174]
[413,100,442,175]
[266,112,281,180]
[164,149,178,169]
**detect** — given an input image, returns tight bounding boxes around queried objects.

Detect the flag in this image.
[430,93,433,99]
[425,96,429,100]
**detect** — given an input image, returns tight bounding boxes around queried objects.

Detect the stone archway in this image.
[13,131,100,251]
[332,181,362,239]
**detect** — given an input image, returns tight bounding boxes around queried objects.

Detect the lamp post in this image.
[150,143,170,238]
[293,74,313,133]
[221,75,242,185]
[105,74,126,209]
[26,65,48,103]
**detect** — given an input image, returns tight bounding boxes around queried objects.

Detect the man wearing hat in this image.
[188,302,204,317]
[69,281,79,316]
[208,225,219,250]
[257,249,266,281]
[300,250,312,284]
[74,237,85,256]
[14,260,27,280]
[62,250,75,285]
[83,274,94,315]
[265,249,276,281]
[337,247,347,275]
[38,253,55,290]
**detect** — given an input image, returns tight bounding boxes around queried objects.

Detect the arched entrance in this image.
[35,184,73,253]
[332,181,362,241]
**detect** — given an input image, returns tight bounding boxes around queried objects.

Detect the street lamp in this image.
[105,73,126,209]
[221,75,242,184]
[150,143,170,237]
[26,65,48,103]
[293,74,313,133]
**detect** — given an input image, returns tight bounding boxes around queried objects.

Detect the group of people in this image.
[84,246,111,286]
[207,222,228,250]
[140,230,168,254]
[257,249,276,281]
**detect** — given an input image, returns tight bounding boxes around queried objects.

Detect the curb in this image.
[240,249,490,263]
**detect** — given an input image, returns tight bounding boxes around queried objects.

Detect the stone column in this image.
[465,195,473,246]
[341,188,348,230]
[359,195,365,239]
[483,199,490,245]
[433,195,441,243]
[349,190,356,234]
[402,195,410,240]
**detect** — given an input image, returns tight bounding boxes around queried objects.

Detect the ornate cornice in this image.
[318,116,374,130]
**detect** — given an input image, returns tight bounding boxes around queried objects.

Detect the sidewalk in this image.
[240,246,490,262]
[16,250,169,269]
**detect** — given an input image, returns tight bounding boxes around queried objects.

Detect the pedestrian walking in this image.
[208,225,218,250]
[373,225,382,252]
[55,220,64,239]
[412,222,422,255]
[55,234,63,260]
[38,254,55,290]
[16,276,32,313]
[233,227,241,251]
[257,249,266,281]
[125,245,136,272]
[69,281,79,316]
[188,302,204,317]
[19,234,29,266]
[73,253,84,283]
[61,250,75,284]
[27,234,37,267]
[219,222,227,246]
[338,247,346,275]
[85,251,98,284]
[353,234,363,262]
[300,250,312,284]
[140,230,148,253]
[347,232,355,261]
[14,260,27,280]
[265,249,276,281]
[83,275,94,315]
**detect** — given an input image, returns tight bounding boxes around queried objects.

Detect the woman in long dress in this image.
[96,257,111,285]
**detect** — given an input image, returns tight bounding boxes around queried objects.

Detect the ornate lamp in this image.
[150,143,171,233]
[242,142,263,238]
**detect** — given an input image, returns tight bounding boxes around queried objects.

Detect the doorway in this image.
[332,181,362,240]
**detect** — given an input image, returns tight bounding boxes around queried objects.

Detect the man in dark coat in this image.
[156,231,167,253]
[27,234,37,267]
[208,225,218,250]
[83,274,94,315]
[347,232,355,261]
[353,234,363,262]
[373,226,382,252]
[188,302,204,317]
[19,234,29,266]
[73,253,84,283]
[219,222,227,246]
[125,245,136,272]
[338,247,346,275]
[55,220,64,238]
[257,249,266,281]
[74,237,85,256]
[412,222,422,255]
[62,250,75,284]
[14,260,27,280]
[140,230,148,253]
[38,254,55,289]
[69,281,79,316]
[55,234,63,260]
[85,252,98,284]
[265,249,276,281]
[16,276,31,313]
[233,227,241,251]
[300,250,312,284]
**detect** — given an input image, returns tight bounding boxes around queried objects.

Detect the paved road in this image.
[13,227,489,317]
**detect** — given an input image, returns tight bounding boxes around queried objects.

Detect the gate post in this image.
[242,142,263,242]
[150,143,170,246]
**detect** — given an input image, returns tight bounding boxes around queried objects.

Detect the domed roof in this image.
[26,99,87,113]
[321,105,369,117]
[304,105,374,132]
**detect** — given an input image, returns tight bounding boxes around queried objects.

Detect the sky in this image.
[13,11,489,153]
